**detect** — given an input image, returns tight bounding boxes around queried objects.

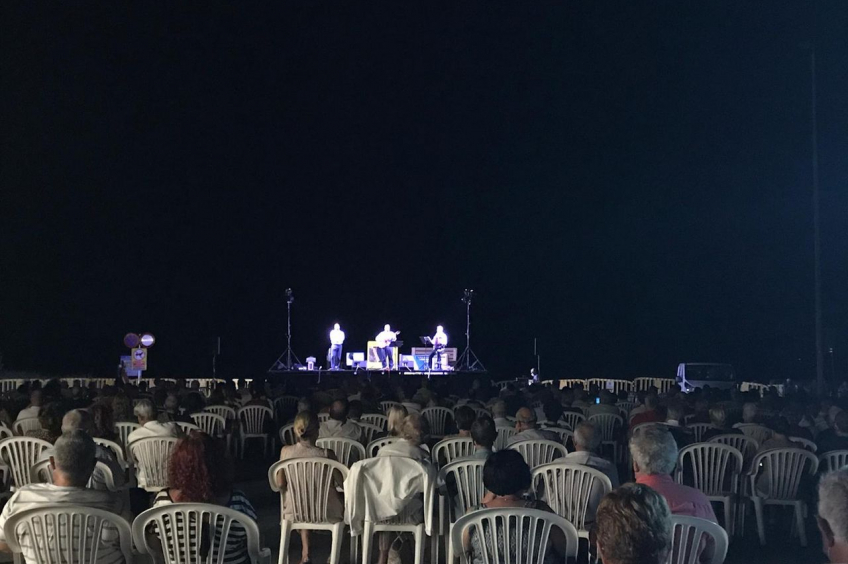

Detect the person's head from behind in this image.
[666,403,684,423]
[483,450,531,497]
[401,413,427,446]
[164,393,180,414]
[387,405,408,437]
[30,389,43,407]
[112,394,133,422]
[89,403,114,439]
[491,401,506,419]
[294,411,320,443]
[515,407,536,432]
[39,403,65,438]
[596,483,672,564]
[168,433,231,502]
[629,424,678,477]
[348,400,363,421]
[454,406,475,436]
[51,431,97,487]
[471,416,496,450]
[62,409,94,435]
[742,402,759,423]
[574,421,602,453]
[835,411,848,435]
[134,399,157,425]
[818,469,848,562]
[709,406,728,428]
[644,394,659,411]
[329,399,350,422]
[600,391,615,405]
[543,400,564,424]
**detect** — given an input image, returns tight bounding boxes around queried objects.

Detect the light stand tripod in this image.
[268,288,302,372]
[455,289,485,371]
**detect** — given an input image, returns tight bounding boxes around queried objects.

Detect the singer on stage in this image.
[329,323,345,370]
[375,324,398,370]
[429,325,448,369]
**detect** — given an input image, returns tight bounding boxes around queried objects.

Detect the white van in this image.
[676,363,737,392]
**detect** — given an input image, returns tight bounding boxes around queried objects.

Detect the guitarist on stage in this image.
[428,325,448,370]
[375,324,399,370]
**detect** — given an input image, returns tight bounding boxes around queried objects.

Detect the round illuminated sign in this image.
[140,333,156,347]
[123,333,140,348]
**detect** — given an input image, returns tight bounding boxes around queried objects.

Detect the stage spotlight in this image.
[285,288,294,304]
[461,289,474,304]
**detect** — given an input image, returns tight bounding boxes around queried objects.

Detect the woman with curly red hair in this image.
[152,433,258,564]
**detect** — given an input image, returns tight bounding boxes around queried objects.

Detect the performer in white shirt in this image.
[375,324,398,370]
[429,325,448,369]
[329,323,345,370]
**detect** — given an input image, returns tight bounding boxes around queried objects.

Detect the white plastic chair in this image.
[747,447,818,546]
[4,505,134,564]
[432,437,475,469]
[531,462,612,539]
[13,418,42,436]
[542,427,573,445]
[508,440,567,469]
[0,426,14,440]
[191,412,226,437]
[438,459,487,563]
[587,413,623,461]
[422,407,454,439]
[366,437,398,458]
[494,427,516,451]
[358,422,382,445]
[667,514,729,564]
[113,422,140,449]
[269,457,348,564]
[708,434,759,470]
[559,411,586,430]
[93,437,129,471]
[204,405,236,421]
[129,436,178,492]
[688,423,717,443]
[133,503,271,564]
[360,413,388,431]
[316,437,365,467]
[380,401,401,413]
[318,413,331,423]
[789,436,817,453]
[451,507,579,564]
[236,405,273,459]
[733,423,773,445]
[273,395,300,421]
[279,423,297,447]
[176,421,201,435]
[472,407,490,420]
[676,443,742,534]
[615,401,636,414]
[819,449,848,473]
[0,437,52,489]
[30,459,118,492]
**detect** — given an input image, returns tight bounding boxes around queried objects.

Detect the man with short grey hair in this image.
[0,431,130,563]
[817,468,848,563]
[490,401,510,428]
[126,399,179,445]
[562,421,619,527]
[505,407,558,446]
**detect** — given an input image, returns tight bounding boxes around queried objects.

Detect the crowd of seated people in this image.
[2,373,848,563]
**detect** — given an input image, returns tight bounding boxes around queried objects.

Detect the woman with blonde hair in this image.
[386,404,408,437]
[276,411,343,564]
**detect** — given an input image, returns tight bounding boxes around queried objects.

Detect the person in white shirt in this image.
[375,325,398,370]
[16,390,42,421]
[0,431,130,564]
[329,323,345,370]
[505,408,559,446]
[563,421,620,527]
[428,325,448,370]
[126,399,179,444]
[491,401,511,428]
[319,399,363,442]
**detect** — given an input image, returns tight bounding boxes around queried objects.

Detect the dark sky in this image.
[1,2,846,382]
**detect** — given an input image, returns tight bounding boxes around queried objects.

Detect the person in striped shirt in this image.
[151,433,258,564]
[0,430,130,564]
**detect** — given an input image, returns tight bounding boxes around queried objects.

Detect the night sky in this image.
[1,2,846,382]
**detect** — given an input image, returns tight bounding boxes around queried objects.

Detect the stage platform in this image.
[266,368,485,379]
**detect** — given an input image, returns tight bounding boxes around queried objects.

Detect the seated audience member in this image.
[378,413,431,462]
[817,468,848,563]
[560,389,584,415]
[505,408,558,446]
[453,406,476,438]
[26,402,64,444]
[111,394,135,423]
[160,394,191,423]
[700,406,742,442]
[596,483,673,564]
[386,405,408,437]
[0,431,130,562]
[154,433,257,564]
[587,391,620,417]
[818,411,848,454]
[126,400,179,444]
[735,402,761,425]
[490,401,511,428]
[319,399,362,442]
[572,386,590,409]
[47,409,125,490]
[664,403,693,448]
[565,421,620,487]
[15,390,42,421]
[348,400,363,423]
[469,416,496,459]
[757,418,798,452]
[629,394,662,428]
[541,401,566,428]
[90,403,117,442]
[630,425,717,522]
[461,450,567,562]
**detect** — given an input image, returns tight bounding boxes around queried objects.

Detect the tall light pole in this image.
[809,44,824,393]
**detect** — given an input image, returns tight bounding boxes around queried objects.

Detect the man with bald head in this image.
[319,399,363,442]
[505,407,559,446]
